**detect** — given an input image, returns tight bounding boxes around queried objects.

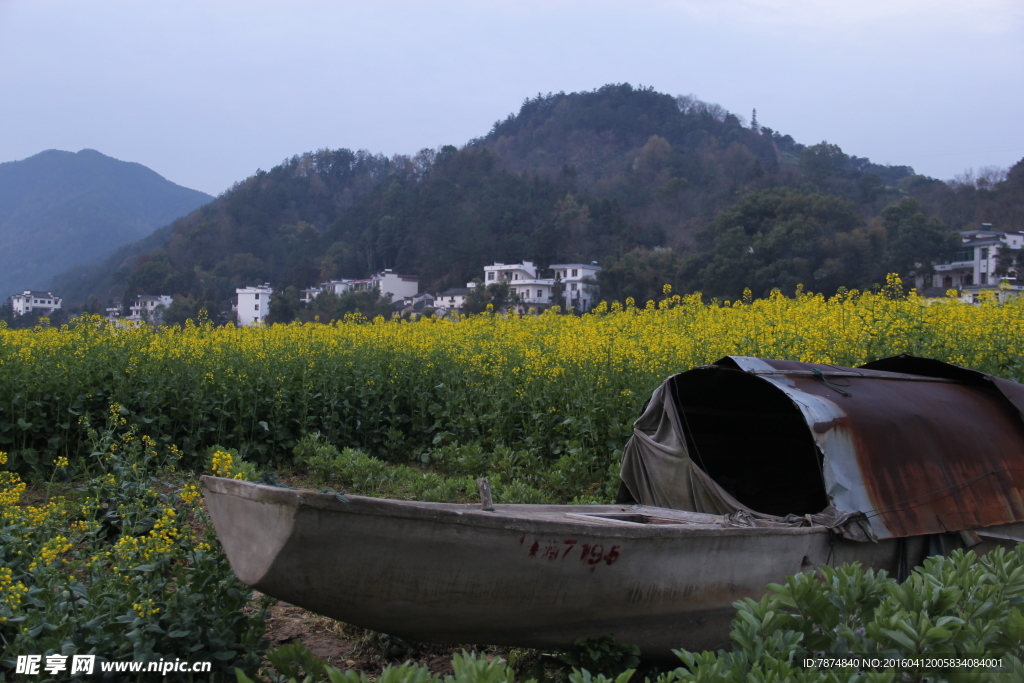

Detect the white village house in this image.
[917,224,1024,302]
[105,295,174,324]
[434,261,602,314]
[483,262,555,308]
[486,261,601,312]
[236,284,273,326]
[432,287,475,314]
[549,262,602,312]
[129,295,173,323]
[9,290,62,316]
[301,269,419,304]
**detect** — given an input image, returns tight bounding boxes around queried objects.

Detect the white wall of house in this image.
[925,227,1024,293]
[484,262,539,284]
[550,263,602,312]
[300,286,324,303]
[509,280,554,306]
[375,270,419,300]
[433,288,474,313]
[302,270,419,304]
[10,290,62,316]
[236,285,273,326]
[128,295,173,323]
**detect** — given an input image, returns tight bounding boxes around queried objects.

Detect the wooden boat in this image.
[202,355,1024,657]
[200,476,1018,657]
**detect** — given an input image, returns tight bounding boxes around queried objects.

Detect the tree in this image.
[799,142,848,182]
[697,188,868,299]
[879,198,957,280]
[267,286,302,324]
[302,287,393,323]
[462,280,520,315]
[598,248,685,304]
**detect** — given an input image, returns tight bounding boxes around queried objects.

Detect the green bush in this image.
[0,407,267,682]
[236,648,529,683]
[663,547,1024,682]
[558,635,641,678]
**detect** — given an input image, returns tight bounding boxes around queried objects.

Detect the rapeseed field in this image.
[2,281,1024,678]
[2,281,1023,482]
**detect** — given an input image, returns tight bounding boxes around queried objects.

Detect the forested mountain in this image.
[51,85,1024,318]
[0,149,212,300]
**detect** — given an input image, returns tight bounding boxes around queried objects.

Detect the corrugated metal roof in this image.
[718,356,1024,540]
[624,355,1024,541]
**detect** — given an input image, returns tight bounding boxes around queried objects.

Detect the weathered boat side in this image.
[202,476,919,655]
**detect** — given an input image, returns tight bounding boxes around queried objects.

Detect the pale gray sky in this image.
[2,0,1021,196]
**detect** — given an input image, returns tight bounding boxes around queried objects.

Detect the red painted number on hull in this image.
[519,537,621,567]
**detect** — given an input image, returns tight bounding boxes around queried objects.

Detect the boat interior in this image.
[669,369,829,517]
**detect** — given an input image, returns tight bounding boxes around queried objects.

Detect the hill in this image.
[0,149,212,300]
[49,85,1024,315]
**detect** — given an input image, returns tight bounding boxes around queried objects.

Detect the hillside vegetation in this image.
[52,85,1024,315]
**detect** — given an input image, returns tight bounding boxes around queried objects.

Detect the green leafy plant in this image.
[557,636,640,678]
[0,407,268,681]
[265,642,334,682]
[665,548,1024,682]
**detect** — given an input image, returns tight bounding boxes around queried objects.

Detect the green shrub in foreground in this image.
[236,648,554,683]
[0,407,267,682]
[665,546,1024,682]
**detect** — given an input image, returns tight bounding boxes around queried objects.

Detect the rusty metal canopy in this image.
[620,355,1024,541]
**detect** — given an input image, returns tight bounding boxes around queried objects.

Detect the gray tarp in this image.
[619,378,752,516]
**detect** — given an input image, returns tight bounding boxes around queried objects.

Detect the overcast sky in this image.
[1,0,1021,196]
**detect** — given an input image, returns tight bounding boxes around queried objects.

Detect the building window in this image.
[571,283,578,291]
[487,272,495,281]
[571,269,578,277]
[255,304,259,311]
[255,293,260,300]
[980,273,988,285]
[953,246,974,262]
[537,290,542,298]
[981,247,990,260]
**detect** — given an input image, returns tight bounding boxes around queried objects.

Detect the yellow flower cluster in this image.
[0,472,27,509]
[111,507,180,570]
[29,535,73,572]
[71,518,99,534]
[0,451,7,466]
[22,500,66,527]
[179,484,201,505]
[210,451,239,479]
[108,403,128,427]
[132,597,160,618]
[0,566,29,622]
[54,456,69,469]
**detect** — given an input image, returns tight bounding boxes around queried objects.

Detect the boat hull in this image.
[200,477,1007,657]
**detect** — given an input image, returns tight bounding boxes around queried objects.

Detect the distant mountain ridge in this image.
[0,149,212,299]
